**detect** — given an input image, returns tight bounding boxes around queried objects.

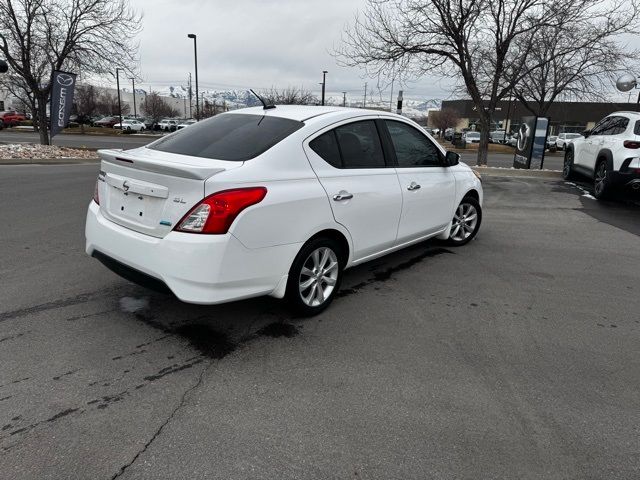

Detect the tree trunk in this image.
[476,113,491,166]
[36,94,50,145]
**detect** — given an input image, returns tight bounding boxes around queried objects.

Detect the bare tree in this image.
[96,91,130,116]
[74,84,99,124]
[338,0,639,165]
[261,87,318,105]
[0,0,141,144]
[142,92,179,123]
[513,24,637,116]
[430,108,460,135]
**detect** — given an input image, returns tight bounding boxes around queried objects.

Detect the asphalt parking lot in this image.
[1,164,639,479]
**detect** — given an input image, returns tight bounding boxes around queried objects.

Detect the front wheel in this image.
[285,237,344,316]
[594,160,611,200]
[563,149,575,180]
[447,197,482,246]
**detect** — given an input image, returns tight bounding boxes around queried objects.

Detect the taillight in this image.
[175,187,267,234]
[93,180,100,205]
[623,140,640,149]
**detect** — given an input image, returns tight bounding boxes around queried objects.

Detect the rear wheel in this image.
[447,197,482,246]
[285,237,344,316]
[563,149,575,180]
[594,160,611,200]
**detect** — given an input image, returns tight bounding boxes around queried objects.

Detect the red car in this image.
[0,110,26,126]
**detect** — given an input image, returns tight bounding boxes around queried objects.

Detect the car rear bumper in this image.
[609,171,640,190]
[85,201,300,304]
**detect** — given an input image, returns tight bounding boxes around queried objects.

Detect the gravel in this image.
[0,143,98,160]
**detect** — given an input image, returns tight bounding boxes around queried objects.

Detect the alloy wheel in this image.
[595,162,607,196]
[563,151,573,178]
[450,203,478,242]
[298,247,339,307]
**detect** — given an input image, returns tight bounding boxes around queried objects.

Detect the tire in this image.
[593,159,611,200]
[285,236,344,316]
[446,197,482,246]
[126,126,131,132]
[562,149,575,180]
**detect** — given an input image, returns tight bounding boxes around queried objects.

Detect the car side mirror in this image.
[444,151,460,167]
[582,129,591,138]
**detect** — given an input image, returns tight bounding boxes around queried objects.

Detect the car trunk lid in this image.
[98,147,242,238]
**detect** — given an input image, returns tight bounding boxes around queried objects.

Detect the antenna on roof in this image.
[250,89,276,110]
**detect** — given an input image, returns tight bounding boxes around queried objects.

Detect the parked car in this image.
[177,119,198,130]
[464,131,481,144]
[546,135,558,151]
[556,132,582,150]
[444,128,455,140]
[86,106,483,315]
[139,117,155,130]
[564,111,640,199]
[158,119,179,132]
[113,119,145,132]
[489,130,507,143]
[0,110,26,126]
[94,116,119,128]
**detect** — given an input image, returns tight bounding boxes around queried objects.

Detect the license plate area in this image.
[117,190,147,220]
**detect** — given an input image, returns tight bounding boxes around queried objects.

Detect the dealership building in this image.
[435,99,640,135]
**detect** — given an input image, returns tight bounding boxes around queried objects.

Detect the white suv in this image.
[158,119,178,132]
[564,111,640,199]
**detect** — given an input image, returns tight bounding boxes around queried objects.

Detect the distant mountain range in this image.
[123,85,441,118]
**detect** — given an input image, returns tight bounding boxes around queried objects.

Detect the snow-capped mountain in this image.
[124,84,441,118]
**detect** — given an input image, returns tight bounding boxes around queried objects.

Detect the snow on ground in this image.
[0,143,98,160]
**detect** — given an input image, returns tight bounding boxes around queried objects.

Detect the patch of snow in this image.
[119,297,149,313]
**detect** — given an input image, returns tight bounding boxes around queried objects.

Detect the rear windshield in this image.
[148,113,304,161]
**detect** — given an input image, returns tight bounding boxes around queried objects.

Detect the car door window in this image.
[334,120,386,168]
[385,120,443,167]
[591,118,614,136]
[607,116,629,135]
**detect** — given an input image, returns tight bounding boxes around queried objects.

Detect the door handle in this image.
[407,182,421,191]
[333,191,353,201]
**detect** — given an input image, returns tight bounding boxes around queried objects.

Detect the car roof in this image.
[227,105,404,123]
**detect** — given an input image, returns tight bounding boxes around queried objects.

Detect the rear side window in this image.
[635,120,640,135]
[309,131,341,168]
[149,113,304,161]
[608,116,629,135]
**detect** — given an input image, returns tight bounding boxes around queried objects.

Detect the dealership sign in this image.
[513,116,550,169]
[50,71,77,138]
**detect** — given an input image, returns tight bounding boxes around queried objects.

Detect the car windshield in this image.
[467,132,480,138]
[566,133,581,139]
[149,113,304,161]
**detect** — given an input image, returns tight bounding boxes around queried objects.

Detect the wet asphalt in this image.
[0,164,639,479]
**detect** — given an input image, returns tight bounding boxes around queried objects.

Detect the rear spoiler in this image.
[98,149,227,180]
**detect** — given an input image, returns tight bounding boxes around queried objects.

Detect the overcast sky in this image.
[125,0,454,102]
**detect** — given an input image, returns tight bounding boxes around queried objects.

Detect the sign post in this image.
[513,116,549,169]
[50,70,77,139]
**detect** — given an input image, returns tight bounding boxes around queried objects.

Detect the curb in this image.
[0,158,99,165]
[471,166,561,178]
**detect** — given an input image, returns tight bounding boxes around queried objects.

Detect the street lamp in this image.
[115,68,123,129]
[321,70,328,106]
[129,77,137,118]
[187,34,199,120]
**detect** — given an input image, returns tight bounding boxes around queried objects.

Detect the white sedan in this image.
[556,132,582,150]
[86,106,483,315]
[113,120,145,132]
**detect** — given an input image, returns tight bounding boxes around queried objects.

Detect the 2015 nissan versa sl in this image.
[85,106,483,315]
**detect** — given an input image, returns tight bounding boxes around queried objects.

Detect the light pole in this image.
[321,70,327,106]
[129,77,137,118]
[115,68,123,129]
[342,91,347,107]
[187,34,199,120]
